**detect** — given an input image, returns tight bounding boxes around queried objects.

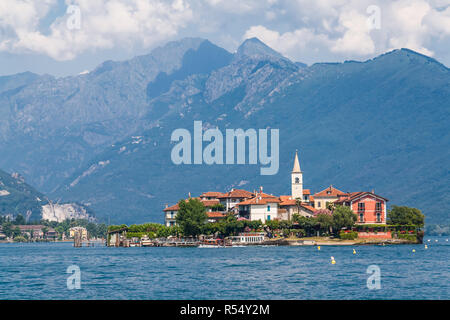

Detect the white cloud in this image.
[0,0,449,66]
[0,0,193,60]
[331,9,375,55]
[243,0,450,62]
[244,25,332,59]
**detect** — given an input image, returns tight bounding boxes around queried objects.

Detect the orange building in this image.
[334,191,388,224]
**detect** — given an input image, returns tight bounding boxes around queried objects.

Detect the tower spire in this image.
[292,150,301,173]
[291,150,303,200]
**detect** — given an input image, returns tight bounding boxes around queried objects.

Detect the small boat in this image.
[198,238,230,248]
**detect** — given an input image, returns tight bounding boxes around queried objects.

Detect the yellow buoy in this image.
[353,249,356,254]
[412,249,416,252]
[331,256,336,264]
[424,245,428,249]
[317,246,321,251]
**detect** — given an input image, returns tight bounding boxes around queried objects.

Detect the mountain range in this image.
[0,37,448,224]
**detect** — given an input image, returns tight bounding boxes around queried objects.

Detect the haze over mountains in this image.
[0,37,448,224]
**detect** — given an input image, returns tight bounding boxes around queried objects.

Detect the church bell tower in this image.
[291,150,303,200]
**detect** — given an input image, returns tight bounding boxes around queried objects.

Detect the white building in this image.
[291,150,303,200]
[217,189,254,212]
[237,192,280,223]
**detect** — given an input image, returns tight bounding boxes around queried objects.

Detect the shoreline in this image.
[261,237,420,246]
[0,238,422,246]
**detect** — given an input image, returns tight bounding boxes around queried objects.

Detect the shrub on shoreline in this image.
[339,231,358,240]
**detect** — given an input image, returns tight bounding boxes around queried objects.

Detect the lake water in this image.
[0,236,448,300]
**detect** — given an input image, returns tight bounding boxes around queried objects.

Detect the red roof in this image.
[218,189,254,199]
[200,192,225,198]
[206,212,226,218]
[334,191,388,204]
[301,205,316,213]
[164,198,220,211]
[238,196,281,205]
[201,199,220,207]
[259,192,278,199]
[314,185,347,198]
[313,209,332,216]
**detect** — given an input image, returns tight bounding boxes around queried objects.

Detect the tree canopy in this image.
[332,205,357,230]
[175,198,207,237]
[387,206,425,227]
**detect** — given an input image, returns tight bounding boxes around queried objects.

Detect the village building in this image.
[69,226,88,240]
[334,191,388,224]
[162,150,388,226]
[278,195,316,220]
[0,226,6,240]
[237,189,280,223]
[164,197,227,227]
[16,225,57,240]
[277,151,316,219]
[313,185,348,209]
[199,192,225,201]
[217,189,254,212]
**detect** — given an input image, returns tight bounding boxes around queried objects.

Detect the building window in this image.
[376,202,382,211]
[295,177,299,183]
[358,203,365,211]
[359,213,364,222]
[376,212,381,222]
[267,215,271,221]
[318,202,321,208]
[267,205,271,212]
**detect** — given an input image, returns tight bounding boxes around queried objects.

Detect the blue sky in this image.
[0,0,449,77]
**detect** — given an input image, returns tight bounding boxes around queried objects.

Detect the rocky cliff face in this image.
[0,168,93,222]
[41,202,94,222]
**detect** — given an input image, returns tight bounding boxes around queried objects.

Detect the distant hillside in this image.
[0,38,448,224]
[0,169,46,221]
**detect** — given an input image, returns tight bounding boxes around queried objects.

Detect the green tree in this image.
[387,206,425,227]
[41,226,49,239]
[315,213,333,235]
[55,225,65,240]
[332,205,357,233]
[2,222,13,237]
[295,198,302,221]
[97,224,108,238]
[175,198,207,237]
[12,226,21,238]
[13,214,26,225]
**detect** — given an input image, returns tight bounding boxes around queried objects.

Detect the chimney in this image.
[371,189,375,194]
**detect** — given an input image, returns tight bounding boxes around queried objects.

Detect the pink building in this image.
[335,191,388,224]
